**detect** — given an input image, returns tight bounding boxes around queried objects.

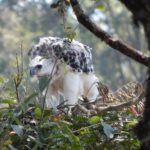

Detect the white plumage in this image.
[28,37,99,108]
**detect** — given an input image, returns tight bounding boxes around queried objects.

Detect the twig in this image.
[70,0,149,67]
[75,91,145,116]
[41,59,59,119]
[72,122,101,133]
[76,104,89,113]
[96,91,145,114]
[14,54,21,102]
[14,42,24,103]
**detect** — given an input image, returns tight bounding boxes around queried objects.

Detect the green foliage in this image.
[96,4,105,11]
[0,0,147,90]
[0,75,140,149]
[0,0,143,149]
[89,115,102,124]
[38,76,50,92]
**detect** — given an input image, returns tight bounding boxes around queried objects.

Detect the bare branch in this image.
[70,0,149,67]
[96,91,145,114]
[74,91,144,116]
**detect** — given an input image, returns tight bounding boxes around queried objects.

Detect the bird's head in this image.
[29,55,56,77]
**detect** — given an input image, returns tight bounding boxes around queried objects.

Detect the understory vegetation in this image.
[0,59,142,149]
[0,103,140,149]
[0,0,147,149]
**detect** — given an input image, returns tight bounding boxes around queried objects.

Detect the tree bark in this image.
[70,0,149,67]
[117,0,150,149]
[119,0,150,49]
[70,0,150,149]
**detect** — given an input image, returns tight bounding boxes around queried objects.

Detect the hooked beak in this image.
[29,67,37,76]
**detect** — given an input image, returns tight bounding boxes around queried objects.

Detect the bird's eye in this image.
[36,64,42,69]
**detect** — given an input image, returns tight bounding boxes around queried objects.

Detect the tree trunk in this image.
[119,0,150,149]
[70,0,150,148]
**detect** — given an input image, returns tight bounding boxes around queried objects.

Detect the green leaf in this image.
[96,4,105,11]
[4,89,15,97]
[89,116,102,124]
[19,92,38,112]
[0,99,17,105]
[11,125,24,137]
[0,108,9,117]
[34,107,42,119]
[42,109,51,118]
[24,92,38,103]
[64,26,76,41]
[39,76,50,92]
[124,119,138,129]
[0,76,5,85]
[102,122,114,139]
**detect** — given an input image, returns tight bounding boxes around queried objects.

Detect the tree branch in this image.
[75,91,145,116]
[70,0,149,67]
[96,91,145,114]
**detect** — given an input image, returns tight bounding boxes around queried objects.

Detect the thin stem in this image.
[41,59,59,119]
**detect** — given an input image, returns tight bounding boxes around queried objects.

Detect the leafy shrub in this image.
[0,57,140,149]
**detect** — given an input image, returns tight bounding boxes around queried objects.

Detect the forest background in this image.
[0,0,148,149]
[0,0,147,90]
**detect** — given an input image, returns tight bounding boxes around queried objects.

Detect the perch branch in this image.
[96,92,145,114]
[76,91,145,116]
[70,0,149,67]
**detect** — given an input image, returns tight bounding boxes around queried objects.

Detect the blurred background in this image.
[0,0,147,90]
